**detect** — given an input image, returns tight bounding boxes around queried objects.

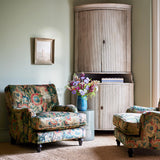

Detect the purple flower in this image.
[72,90,76,94]
[86,85,89,90]
[79,90,85,96]
[73,81,79,86]
[81,76,85,80]
[80,72,85,80]
[84,77,90,84]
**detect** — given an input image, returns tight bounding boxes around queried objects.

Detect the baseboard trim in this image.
[0,128,10,142]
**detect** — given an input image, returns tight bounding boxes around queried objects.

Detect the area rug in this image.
[0,133,160,160]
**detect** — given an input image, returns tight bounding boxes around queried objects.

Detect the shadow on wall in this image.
[56,87,71,105]
[0,92,8,124]
[30,38,35,65]
[0,92,9,139]
[64,89,71,105]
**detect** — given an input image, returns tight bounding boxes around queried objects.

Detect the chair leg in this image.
[78,138,83,146]
[36,144,42,152]
[128,148,134,157]
[116,139,120,146]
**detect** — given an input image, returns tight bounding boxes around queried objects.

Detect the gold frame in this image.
[34,38,54,65]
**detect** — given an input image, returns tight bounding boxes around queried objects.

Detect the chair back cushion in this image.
[5,84,59,113]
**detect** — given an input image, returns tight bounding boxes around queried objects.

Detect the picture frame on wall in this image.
[34,38,54,65]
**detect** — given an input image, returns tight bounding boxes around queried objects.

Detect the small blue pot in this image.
[77,96,87,111]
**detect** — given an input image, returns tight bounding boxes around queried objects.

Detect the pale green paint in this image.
[0,0,74,141]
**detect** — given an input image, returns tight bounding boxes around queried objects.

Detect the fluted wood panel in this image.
[75,4,131,73]
[118,84,134,113]
[101,10,129,72]
[126,9,131,71]
[98,83,134,130]
[76,11,102,72]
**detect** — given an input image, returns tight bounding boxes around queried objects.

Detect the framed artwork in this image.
[34,38,54,65]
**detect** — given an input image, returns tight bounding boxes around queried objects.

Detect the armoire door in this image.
[99,83,134,130]
[75,4,131,73]
[99,84,121,130]
[101,9,131,72]
[75,10,102,72]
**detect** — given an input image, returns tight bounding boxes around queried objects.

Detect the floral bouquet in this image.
[67,72,99,99]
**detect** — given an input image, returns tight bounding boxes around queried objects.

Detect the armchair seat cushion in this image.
[31,111,86,131]
[113,113,142,136]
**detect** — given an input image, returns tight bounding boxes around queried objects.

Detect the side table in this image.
[79,109,94,141]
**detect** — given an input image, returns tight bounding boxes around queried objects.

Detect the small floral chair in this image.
[5,84,86,152]
[113,105,160,157]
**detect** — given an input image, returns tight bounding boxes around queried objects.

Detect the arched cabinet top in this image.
[74,3,131,12]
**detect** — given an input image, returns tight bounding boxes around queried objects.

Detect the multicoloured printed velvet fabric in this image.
[31,111,86,130]
[5,84,59,113]
[113,113,141,135]
[114,106,160,149]
[5,84,86,144]
[35,127,86,144]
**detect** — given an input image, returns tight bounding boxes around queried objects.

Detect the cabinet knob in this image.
[103,40,105,44]
[101,106,103,110]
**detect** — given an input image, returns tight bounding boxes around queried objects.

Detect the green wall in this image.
[0,0,152,142]
[0,0,74,142]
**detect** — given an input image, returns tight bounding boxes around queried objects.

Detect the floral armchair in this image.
[5,84,86,152]
[113,105,160,157]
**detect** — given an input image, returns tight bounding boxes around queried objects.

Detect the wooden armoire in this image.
[73,3,134,130]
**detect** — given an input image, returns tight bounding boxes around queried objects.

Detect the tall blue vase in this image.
[77,96,87,111]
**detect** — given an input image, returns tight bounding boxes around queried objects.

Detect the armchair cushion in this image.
[126,105,156,113]
[113,113,141,135]
[31,111,86,130]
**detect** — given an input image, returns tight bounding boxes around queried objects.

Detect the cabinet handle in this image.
[103,40,105,44]
[101,106,103,110]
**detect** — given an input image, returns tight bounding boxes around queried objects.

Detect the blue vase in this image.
[77,96,87,111]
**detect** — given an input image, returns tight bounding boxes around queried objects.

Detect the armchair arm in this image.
[52,104,78,113]
[140,111,160,141]
[12,107,36,117]
[8,107,36,143]
[126,105,155,113]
